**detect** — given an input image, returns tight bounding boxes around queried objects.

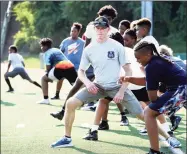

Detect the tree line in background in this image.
[13,1,186,53]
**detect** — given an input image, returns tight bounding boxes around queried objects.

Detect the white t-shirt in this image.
[120,47,145,90]
[8,53,24,69]
[79,38,129,89]
[138,35,160,51]
[84,24,119,43]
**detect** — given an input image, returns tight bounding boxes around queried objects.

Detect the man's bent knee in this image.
[66,97,83,111]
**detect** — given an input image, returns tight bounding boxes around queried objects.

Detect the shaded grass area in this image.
[1,68,186,154]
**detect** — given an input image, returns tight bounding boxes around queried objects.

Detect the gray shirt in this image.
[79,38,130,89]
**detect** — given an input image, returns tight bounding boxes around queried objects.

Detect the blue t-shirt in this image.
[145,56,186,90]
[44,48,68,67]
[59,37,94,76]
[59,37,85,71]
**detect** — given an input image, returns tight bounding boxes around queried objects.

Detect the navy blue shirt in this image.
[145,56,186,90]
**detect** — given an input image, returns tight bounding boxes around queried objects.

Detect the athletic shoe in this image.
[120,115,129,126]
[171,116,182,131]
[81,102,95,111]
[6,88,14,92]
[168,131,174,137]
[147,150,165,154]
[36,99,50,105]
[51,137,73,148]
[51,95,60,100]
[50,110,64,120]
[83,129,98,141]
[90,106,96,112]
[167,137,181,148]
[124,109,129,114]
[98,120,109,130]
[139,128,148,136]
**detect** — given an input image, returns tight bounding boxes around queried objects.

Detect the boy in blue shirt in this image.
[37,38,77,105]
[51,22,93,100]
[123,42,185,154]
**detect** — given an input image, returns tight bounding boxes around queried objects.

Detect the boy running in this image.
[4,45,41,92]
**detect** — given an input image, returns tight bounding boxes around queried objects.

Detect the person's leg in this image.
[116,103,129,126]
[51,87,103,147]
[51,80,63,99]
[50,78,83,120]
[4,74,14,91]
[4,69,19,91]
[64,97,83,137]
[37,75,52,104]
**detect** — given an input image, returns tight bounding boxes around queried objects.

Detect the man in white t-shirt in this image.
[84,5,119,46]
[51,16,144,148]
[4,45,41,92]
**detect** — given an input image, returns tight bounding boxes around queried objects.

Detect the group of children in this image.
[4,5,186,154]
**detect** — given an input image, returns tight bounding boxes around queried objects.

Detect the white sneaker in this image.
[139,128,148,136]
[37,99,50,105]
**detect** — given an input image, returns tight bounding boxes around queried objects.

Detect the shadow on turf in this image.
[23,92,37,95]
[0,100,16,106]
[72,147,95,154]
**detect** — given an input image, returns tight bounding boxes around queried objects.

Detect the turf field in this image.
[1,60,186,154]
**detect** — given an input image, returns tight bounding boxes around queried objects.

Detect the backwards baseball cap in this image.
[93,16,109,28]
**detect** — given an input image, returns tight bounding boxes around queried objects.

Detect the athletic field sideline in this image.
[1,63,186,154]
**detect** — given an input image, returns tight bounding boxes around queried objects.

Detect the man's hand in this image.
[113,90,124,104]
[85,81,99,94]
[119,76,131,84]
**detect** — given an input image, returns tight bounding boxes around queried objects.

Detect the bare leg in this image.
[41,75,52,97]
[94,99,110,124]
[64,97,83,137]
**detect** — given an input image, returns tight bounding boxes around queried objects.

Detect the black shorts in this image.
[159,83,167,93]
[53,67,77,85]
[132,87,149,102]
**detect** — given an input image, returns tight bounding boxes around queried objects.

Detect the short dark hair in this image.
[72,22,82,31]
[124,29,137,40]
[136,18,151,31]
[9,45,17,53]
[97,5,118,19]
[109,32,124,46]
[39,38,53,48]
[119,20,130,29]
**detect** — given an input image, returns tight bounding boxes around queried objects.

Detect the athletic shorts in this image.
[150,85,187,113]
[158,83,167,93]
[132,87,149,102]
[48,67,77,85]
[4,67,31,81]
[74,83,143,115]
[149,91,175,112]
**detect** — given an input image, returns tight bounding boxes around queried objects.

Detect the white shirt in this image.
[84,24,119,43]
[8,53,24,69]
[120,47,145,90]
[138,35,160,51]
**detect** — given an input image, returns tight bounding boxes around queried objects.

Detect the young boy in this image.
[118,19,130,36]
[37,38,77,104]
[51,22,93,100]
[123,29,137,48]
[124,41,185,154]
[4,45,41,92]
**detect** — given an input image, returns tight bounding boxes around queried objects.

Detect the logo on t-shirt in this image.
[107,51,115,59]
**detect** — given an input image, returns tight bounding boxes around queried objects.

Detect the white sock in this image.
[91,125,99,132]
[161,122,170,132]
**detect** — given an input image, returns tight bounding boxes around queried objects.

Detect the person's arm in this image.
[122,76,146,86]
[6,61,11,73]
[21,61,25,67]
[147,90,158,102]
[46,65,51,73]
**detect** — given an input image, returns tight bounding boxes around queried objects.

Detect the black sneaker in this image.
[7,88,14,92]
[51,95,60,100]
[168,131,174,137]
[98,120,109,130]
[171,116,182,131]
[124,109,129,114]
[50,110,64,120]
[147,150,165,154]
[83,129,98,141]
[90,106,96,112]
[120,115,129,126]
